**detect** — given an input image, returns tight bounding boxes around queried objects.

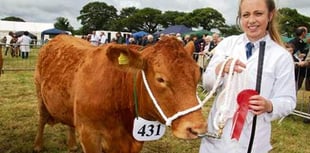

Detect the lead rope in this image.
[140,57,236,138]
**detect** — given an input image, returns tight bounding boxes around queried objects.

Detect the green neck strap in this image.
[133,72,139,118]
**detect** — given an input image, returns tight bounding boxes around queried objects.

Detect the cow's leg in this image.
[78,125,102,153]
[102,129,143,153]
[67,126,78,153]
[33,98,50,153]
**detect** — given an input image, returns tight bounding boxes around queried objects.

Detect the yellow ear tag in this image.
[118,53,129,65]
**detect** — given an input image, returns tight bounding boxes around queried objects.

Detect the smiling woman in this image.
[199,0,296,153]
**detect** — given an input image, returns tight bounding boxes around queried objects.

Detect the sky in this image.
[0,0,309,29]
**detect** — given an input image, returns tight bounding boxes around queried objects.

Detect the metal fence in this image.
[293,89,310,120]
[0,43,40,72]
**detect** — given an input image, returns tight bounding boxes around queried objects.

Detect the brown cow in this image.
[33,35,207,153]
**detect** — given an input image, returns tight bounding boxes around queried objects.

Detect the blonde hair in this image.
[236,0,283,45]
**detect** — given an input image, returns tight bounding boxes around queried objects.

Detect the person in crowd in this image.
[199,0,296,152]
[144,34,155,46]
[99,32,107,45]
[128,37,136,44]
[197,35,213,74]
[289,26,309,90]
[203,35,213,53]
[1,36,6,47]
[193,35,206,62]
[115,32,124,44]
[10,33,19,57]
[140,35,148,46]
[4,31,13,56]
[183,34,191,45]
[89,31,100,46]
[293,34,310,124]
[17,31,32,59]
[208,32,220,51]
[157,33,165,41]
[176,33,183,42]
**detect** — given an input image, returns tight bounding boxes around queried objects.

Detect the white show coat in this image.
[200,33,296,153]
[17,35,32,52]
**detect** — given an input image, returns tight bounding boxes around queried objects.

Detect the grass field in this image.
[0,71,309,153]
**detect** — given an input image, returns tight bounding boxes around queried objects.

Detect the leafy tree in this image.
[190,8,226,31]
[54,17,74,34]
[111,7,139,32]
[278,8,310,37]
[160,11,186,28]
[220,25,242,37]
[174,13,195,28]
[128,8,162,33]
[77,1,118,34]
[1,16,25,22]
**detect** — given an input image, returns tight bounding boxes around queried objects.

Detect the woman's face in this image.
[240,0,274,41]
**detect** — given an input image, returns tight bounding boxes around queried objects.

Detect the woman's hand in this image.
[248,95,273,115]
[215,59,246,76]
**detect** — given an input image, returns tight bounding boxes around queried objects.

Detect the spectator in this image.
[199,0,296,152]
[176,33,183,42]
[193,35,205,62]
[208,32,220,51]
[289,26,309,90]
[99,32,107,45]
[4,31,13,56]
[90,31,100,46]
[17,31,32,59]
[128,37,136,44]
[10,34,19,57]
[144,34,155,46]
[115,32,124,44]
[183,34,191,45]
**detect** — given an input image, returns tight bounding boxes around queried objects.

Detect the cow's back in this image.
[35,35,93,125]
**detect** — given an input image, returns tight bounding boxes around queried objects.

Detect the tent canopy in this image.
[132,31,148,38]
[15,31,37,39]
[41,28,68,40]
[156,25,192,35]
[182,29,213,38]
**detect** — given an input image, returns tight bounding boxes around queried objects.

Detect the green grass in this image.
[0,71,309,153]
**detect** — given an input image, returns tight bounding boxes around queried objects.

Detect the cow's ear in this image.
[106,44,144,71]
[184,41,195,56]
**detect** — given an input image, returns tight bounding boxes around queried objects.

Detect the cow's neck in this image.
[132,71,163,122]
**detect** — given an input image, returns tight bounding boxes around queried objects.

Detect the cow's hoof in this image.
[32,148,41,153]
[69,146,78,153]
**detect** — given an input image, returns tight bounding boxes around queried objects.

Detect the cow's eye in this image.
[156,77,165,83]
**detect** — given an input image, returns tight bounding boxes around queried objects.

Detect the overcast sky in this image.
[0,0,309,29]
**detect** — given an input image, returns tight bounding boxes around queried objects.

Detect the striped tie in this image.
[246,42,254,59]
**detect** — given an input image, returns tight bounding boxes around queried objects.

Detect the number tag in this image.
[132,117,166,141]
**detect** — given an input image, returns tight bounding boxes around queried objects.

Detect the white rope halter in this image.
[141,57,238,129]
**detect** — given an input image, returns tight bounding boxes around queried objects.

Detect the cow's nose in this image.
[186,122,207,138]
[172,121,207,139]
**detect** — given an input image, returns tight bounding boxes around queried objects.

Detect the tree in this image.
[160,11,186,28]
[1,16,25,22]
[220,25,242,37]
[110,7,139,32]
[54,17,74,34]
[127,8,162,33]
[278,8,310,37]
[190,8,226,31]
[77,2,118,34]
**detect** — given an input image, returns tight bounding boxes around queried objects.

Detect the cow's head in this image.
[106,36,207,139]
